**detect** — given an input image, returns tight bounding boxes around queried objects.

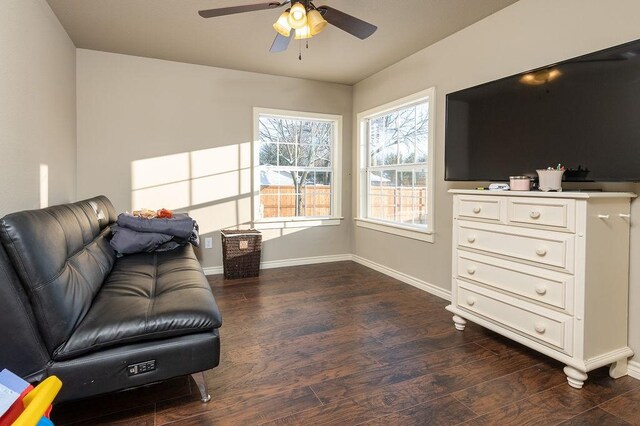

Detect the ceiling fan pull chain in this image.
[299,39,302,60]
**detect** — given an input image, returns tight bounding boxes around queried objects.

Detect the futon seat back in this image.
[0,242,49,380]
[0,196,117,354]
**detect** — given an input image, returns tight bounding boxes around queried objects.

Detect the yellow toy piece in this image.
[12,376,62,426]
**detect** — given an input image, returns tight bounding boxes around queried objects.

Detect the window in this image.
[254,108,342,227]
[356,88,435,242]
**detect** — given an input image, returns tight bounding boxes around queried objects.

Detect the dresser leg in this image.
[609,359,628,379]
[452,315,467,331]
[564,366,588,389]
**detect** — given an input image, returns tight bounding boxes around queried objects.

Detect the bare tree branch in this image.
[259,116,334,216]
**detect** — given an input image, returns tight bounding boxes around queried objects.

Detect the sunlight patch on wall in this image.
[131,153,191,210]
[189,144,252,205]
[131,153,190,190]
[129,145,320,237]
[259,229,281,242]
[189,197,252,235]
[190,144,250,177]
[191,171,239,205]
[39,164,48,208]
[133,181,191,210]
[259,227,305,241]
[131,145,252,211]
[239,141,252,195]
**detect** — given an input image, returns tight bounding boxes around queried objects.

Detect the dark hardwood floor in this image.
[52,261,640,425]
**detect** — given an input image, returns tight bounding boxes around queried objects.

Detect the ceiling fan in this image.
[198,1,377,54]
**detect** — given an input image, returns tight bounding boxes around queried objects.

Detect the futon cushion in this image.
[53,245,221,360]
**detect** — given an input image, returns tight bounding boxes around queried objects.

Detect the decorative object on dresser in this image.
[509,176,531,191]
[447,189,635,389]
[537,167,565,192]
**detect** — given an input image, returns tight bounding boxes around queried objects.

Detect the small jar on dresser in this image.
[447,189,636,388]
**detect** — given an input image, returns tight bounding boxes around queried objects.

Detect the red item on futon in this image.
[156,208,174,219]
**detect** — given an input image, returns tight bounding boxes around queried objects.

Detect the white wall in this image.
[353,0,640,359]
[76,50,353,268]
[0,0,76,216]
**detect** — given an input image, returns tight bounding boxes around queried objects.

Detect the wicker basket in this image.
[220,229,262,279]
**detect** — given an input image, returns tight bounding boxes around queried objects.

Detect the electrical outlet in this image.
[204,237,213,249]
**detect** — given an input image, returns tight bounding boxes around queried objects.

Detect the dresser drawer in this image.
[456,251,573,312]
[507,198,575,231]
[457,221,575,272]
[456,195,503,222]
[456,282,573,354]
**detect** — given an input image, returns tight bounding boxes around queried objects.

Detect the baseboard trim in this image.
[202,254,352,276]
[628,359,640,380]
[351,255,451,301]
[260,254,353,270]
[202,266,223,276]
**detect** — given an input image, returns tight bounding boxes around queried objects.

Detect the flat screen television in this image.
[445,38,640,182]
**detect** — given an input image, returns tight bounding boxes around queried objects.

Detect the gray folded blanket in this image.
[110,213,200,255]
[116,213,196,238]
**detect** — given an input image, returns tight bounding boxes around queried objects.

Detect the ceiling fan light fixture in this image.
[307,9,327,35]
[287,2,307,29]
[294,24,312,40]
[273,9,292,37]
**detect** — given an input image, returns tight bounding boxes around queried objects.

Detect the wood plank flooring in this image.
[52,261,640,425]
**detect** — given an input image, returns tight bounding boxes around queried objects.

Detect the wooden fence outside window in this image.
[260,185,427,224]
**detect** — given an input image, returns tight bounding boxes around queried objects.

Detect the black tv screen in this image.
[445,38,640,182]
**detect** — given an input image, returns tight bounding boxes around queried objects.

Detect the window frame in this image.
[355,88,436,243]
[253,107,343,229]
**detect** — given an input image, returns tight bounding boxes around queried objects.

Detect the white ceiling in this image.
[46,0,519,85]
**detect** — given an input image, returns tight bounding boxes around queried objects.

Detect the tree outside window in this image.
[257,113,337,219]
[364,99,430,228]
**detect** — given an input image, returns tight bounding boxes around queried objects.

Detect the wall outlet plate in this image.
[204,237,213,249]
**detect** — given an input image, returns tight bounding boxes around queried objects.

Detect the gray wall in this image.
[0,0,76,216]
[352,0,640,361]
[76,49,353,268]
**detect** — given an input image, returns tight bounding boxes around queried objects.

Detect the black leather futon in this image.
[0,196,221,402]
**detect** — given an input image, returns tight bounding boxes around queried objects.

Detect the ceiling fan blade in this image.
[270,32,293,52]
[199,1,286,18]
[317,5,377,39]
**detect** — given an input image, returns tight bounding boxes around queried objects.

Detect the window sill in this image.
[354,218,434,243]
[253,217,343,230]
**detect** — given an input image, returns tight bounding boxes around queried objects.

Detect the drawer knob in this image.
[535,248,547,257]
[535,285,547,295]
[466,297,476,306]
[467,235,476,243]
[534,323,546,334]
[467,266,476,275]
[598,214,610,220]
[529,211,541,219]
[473,206,482,214]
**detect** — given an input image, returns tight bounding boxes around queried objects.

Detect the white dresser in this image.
[447,190,635,388]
